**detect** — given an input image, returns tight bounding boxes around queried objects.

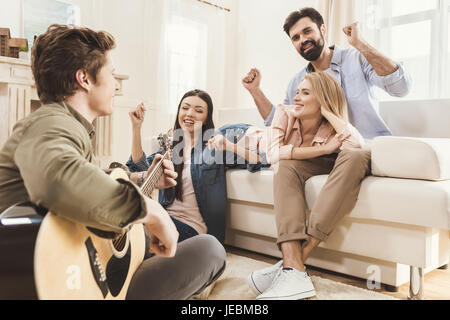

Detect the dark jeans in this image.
[171,217,199,243]
[143,217,200,260]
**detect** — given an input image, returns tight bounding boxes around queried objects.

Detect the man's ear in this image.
[75,69,91,92]
[320,23,327,39]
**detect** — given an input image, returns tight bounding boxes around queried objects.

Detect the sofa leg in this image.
[408,266,425,300]
[384,284,399,292]
[438,264,448,270]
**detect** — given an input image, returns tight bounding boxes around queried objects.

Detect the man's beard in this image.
[299,35,325,62]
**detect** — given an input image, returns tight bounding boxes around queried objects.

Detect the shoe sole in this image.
[256,289,316,300]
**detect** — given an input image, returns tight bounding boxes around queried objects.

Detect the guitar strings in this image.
[142,155,165,191]
[141,152,169,197]
[114,232,127,251]
[142,166,162,196]
[113,151,170,251]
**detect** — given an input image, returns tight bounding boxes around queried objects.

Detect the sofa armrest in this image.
[371,137,450,181]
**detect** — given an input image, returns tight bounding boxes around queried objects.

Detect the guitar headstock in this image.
[157,132,173,159]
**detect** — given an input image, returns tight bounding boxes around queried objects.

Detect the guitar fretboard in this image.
[140,152,170,197]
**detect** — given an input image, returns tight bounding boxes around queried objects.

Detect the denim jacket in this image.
[126,136,258,244]
[218,123,270,173]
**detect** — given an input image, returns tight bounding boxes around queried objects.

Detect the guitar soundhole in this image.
[112,233,128,253]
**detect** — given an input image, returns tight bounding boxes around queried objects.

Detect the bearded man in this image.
[242,7,411,139]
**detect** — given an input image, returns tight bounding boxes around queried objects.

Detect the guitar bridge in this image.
[85,237,109,298]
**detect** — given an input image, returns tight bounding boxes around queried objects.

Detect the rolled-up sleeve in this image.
[266,108,293,164]
[361,53,412,97]
[14,116,147,234]
[338,123,366,150]
[126,152,152,173]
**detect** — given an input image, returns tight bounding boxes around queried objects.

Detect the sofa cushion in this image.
[371,137,450,181]
[226,169,274,205]
[227,169,450,230]
[305,175,450,230]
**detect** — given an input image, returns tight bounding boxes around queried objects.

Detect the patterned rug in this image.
[193,253,397,300]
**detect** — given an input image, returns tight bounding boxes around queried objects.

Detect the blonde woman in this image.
[244,71,370,300]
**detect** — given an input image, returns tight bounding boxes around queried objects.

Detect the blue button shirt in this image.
[264,45,412,140]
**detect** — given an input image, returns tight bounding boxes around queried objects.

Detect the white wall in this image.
[71,0,158,162]
[0,0,22,37]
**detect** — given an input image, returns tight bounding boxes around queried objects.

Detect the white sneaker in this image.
[256,267,316,300]
[248,260,283,295]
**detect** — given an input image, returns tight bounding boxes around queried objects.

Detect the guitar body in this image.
[34,215,145,300]
[34,169,146,300]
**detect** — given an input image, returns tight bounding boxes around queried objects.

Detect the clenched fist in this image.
[343,22,366,49]
[242,68,262,92]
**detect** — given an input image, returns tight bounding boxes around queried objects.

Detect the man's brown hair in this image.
[283,7,325,37]
[31,24,116,104]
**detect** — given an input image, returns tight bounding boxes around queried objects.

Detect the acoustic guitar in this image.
[0,134,171,300]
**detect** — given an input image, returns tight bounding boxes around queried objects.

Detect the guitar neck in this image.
[140,152,170,198]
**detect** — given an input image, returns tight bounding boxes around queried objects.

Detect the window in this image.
[359,0,450,100]
[166,16,208,114]
[23,0,80,49]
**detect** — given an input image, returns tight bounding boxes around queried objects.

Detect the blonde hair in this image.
[303,71,349,122]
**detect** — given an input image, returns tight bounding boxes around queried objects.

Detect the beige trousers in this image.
[274,148,371,246]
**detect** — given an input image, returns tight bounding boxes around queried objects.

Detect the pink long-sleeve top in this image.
[255,105,365,164]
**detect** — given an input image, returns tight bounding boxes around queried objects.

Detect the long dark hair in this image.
[171,89,215,201]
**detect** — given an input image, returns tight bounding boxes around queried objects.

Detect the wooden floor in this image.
[226,246,450,300]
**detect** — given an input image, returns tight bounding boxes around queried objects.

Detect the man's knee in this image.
[191,234,226,270]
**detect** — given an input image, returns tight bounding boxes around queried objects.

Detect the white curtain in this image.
[350,0,449,100]
[317,0,358,48]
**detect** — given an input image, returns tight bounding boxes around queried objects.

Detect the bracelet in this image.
[137,172,145,187]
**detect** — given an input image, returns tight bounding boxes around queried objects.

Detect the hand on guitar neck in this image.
[130,131,176,193]
[144,154,177,191]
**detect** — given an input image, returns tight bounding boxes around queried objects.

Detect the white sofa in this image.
[218,99,450,299]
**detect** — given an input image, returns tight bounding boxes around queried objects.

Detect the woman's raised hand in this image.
[207,135,234,152]
[324,134,343,154]
[320,106,333,121]
[129,102,147,129]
